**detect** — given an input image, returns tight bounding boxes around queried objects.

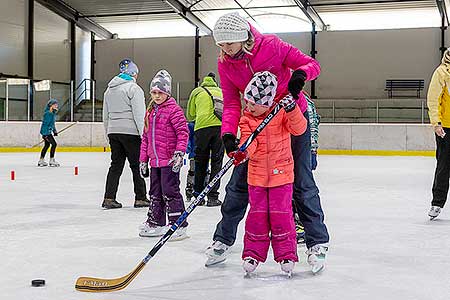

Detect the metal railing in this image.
[315,98,429,124]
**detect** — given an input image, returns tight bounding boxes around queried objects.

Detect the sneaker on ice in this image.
[102,198,122,209]
[205,240,231,267]
[169,226,188,241]
[134,199,150,208]
[428,206,441,220]
[243,257,259,274]
[139,222,168,237]
[306,244,328,274]
[280,259,295,277]
[49,158,60,167]
[37,158,48,167]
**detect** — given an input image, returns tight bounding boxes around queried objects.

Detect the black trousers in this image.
[432,128,450,208]
[193,126,224,199]
[104,133,147,200]
[40,135,57,158]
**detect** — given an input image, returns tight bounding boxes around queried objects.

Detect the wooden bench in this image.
[385,79,424,98]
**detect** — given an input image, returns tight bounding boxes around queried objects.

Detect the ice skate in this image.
[205,240,231,267]
[280,259,295,278]
[133,199,150,208]
[37,158,48,167]
[296,223,305,245]
[139,222,168,237]
[48,157,60,167]
[243,257,259,276]
[169,226,189,241]
[306,244,328,274]
[428,206,441,220]
[102,198,122,209]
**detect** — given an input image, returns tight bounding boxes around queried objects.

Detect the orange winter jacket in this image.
[239,105,307,187]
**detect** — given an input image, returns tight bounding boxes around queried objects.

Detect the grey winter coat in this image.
[103,75,146,137]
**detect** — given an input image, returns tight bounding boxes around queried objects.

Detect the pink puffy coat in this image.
[218,25,321,136]
[140,97,189,168]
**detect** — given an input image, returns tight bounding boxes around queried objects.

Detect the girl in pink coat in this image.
[205,13,329,274]
[138,70,189,240]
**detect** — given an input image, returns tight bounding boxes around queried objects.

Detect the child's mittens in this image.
[279,95,297,112]
[230,150,249,166]
[311,152,317,171]
[169,151,184,173]
[139,162,149,178]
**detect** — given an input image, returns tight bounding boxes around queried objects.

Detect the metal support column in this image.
[310,23,318,99]
[90,32,95,101]
[70,21,76,84]
[441,15,447,58]
[28,0,34,120]
[194,27,200,88]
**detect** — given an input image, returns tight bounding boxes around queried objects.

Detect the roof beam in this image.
[164,0,212,35]
[81,11,175,18]
[311,0,429,6]
[293,0,327,30]
[35,0,113,39]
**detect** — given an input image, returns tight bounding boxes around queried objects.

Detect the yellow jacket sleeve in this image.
[427,68,444,126]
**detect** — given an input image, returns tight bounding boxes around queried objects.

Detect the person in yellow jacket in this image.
[187,72,224,206]
[427,49,450,220]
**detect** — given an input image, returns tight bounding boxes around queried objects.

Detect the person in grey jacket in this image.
[102,58,149,209]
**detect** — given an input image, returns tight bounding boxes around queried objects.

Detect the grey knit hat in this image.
[213,13,250,45]
[150,70,172,96]
[244,71,278,107]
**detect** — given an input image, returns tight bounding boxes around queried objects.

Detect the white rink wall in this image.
[0,122,108,147]
[0,122,435,151]
[319,124,435,151]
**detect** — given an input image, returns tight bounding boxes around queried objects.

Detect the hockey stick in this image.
[30,121,78,148]
[75,101,284,293]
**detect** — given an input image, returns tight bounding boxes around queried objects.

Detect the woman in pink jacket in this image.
[205,13,329,274]
[138,70,189,240]
[238,72,307,276]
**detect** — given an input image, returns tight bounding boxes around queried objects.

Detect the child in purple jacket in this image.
[138,70,189,240]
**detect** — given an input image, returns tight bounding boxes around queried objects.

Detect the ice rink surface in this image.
[1,152,449,300]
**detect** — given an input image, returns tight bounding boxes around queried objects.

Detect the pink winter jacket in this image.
[218,25,321,136]
[139,97,189,168]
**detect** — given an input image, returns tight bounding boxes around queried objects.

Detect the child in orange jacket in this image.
[230,71,307,276]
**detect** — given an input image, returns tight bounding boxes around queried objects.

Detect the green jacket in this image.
[187,76,222,131]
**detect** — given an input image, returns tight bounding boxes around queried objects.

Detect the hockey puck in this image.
[31,279,45,287]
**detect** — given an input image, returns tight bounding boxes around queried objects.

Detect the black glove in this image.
[288,70,307,100]
[222,133,238,156]
[53,130,58,136]
[139,162,149,178]
[279,95,297,113]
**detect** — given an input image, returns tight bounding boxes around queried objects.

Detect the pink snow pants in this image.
[242,183,298,263]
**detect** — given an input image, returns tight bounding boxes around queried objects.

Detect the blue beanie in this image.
[47,98,59,107]
[119,58,139,76]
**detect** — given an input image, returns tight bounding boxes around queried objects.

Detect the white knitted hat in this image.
[213,13,250,45]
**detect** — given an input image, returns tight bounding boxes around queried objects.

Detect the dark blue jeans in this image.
[213,111,329,249]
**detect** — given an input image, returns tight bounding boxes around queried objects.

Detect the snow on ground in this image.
[0,152,449,300]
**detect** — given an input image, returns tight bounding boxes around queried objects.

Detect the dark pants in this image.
[432,128,450,208]
[213,111,329,249]
[104,133,146,200]
[40,135,57,158]
[194,126,224,200]
[147,166,187,227]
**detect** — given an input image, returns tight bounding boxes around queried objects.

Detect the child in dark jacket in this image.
[38,99,60,167]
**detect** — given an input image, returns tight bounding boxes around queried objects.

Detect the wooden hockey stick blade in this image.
[75,261,145,292]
